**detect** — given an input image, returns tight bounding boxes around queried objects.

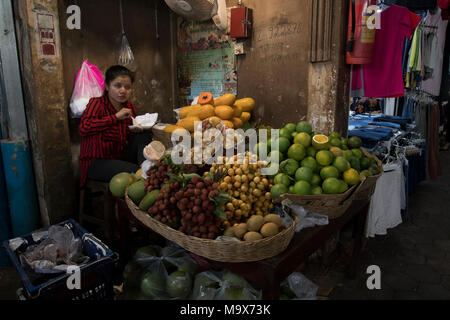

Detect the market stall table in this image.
[116,198,370,300]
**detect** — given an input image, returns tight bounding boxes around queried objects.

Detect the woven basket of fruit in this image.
[125,193,297,263]
[123,152,298,263]
[351,148,384,200]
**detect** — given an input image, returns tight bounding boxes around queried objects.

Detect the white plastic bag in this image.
[69,60,104,117]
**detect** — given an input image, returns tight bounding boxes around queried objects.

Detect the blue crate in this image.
[2,219,118,300]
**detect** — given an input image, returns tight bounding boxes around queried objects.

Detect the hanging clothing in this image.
[439,0,450,20]
[365,161,404,238]
[385,98,396,115]
[383,0,437,11]
[351,5,421,98]
[421,9,449,96]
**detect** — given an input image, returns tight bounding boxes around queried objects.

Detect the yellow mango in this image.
[177,116,201,133]
[240,112,251,123]
[231,117,243,129]
[215,105,234,120]
[186,104,215,120]
[163,124,184,133]
[222,120,234,129]
[179,104,201,119]
[232,104,243,118]
[213,94,236,107]
[234,98,255,112]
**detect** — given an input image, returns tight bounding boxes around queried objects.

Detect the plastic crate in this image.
[2,219,119,300]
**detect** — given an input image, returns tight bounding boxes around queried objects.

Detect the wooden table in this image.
[116,198,370,300]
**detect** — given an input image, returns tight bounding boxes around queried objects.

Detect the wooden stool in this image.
[79,179,116,244]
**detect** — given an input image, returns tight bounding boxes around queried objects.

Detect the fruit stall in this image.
[109,92,383,300]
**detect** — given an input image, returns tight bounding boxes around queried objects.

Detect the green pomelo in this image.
[293,180,312,195]
[271,184,288,199]
[322,178,342,194]
[320,166,339,180]
[348,136,362,149]
[109,172,135,198]
[287,144,306,161]
[280,159,299,176]
[316,150,334,166]
[274,173,291,187]
[294,132,312,148]
[296,121,313,134]
[301,156,318,172]
[295,167,314,182]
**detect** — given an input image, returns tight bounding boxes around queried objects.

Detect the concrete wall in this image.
[58,0,177,181]
[13,0,75,225]
[226,0,350,134]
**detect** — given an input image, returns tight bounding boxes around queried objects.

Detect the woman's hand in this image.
[115,108,132,120]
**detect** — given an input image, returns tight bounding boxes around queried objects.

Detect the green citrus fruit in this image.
[343,150,355,161]
[351,148,364,159]
[296,121,312,134]
[288,185,296,194]
[348,136,362,149]
[312,134,329,150]
[306,146,317,157]
[329,132,341,140]
[295,167,314,182]
[343,168,361,185]
[294,132,312,148]
[284,123,297,134]
[311,186,323,195]
[279,159,299,176]
[316,150,334,166]
[329,146,343,158]
[274,173,291,187]
[268,150,284,163]
[287,144,306,161]
[329,138,342,148]
[339,180,349,193]
[279,128,292,140]
[360,157,370,169]
[300,156,318,172]
[333,156,351,173]
[293,180,312,195]
[320,166,340,180]
[271,184,288,199]
[311,174,322,187]
[277,137,291,154]
[322,178,342,194]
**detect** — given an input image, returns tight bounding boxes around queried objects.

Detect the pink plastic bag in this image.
[69,60,105,117]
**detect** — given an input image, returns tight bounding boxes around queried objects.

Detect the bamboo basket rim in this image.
[124,190,298,262]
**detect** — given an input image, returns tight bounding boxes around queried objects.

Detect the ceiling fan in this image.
[164,0,228,30]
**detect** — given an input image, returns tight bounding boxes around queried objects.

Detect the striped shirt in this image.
[78,95,136,187]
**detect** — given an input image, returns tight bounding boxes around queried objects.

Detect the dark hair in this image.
[104,65,135,87]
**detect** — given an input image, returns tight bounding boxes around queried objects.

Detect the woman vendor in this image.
[78,65,152,187]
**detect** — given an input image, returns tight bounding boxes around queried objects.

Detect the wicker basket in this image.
[125,192,297,262]
[275,181,362,219]
[352,148,384,200]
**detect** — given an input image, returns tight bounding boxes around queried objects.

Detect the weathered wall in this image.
[58,0,176,180]
[226,0,350,134]
[14,0,75,225]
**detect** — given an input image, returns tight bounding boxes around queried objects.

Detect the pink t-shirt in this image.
[353,5,420,98]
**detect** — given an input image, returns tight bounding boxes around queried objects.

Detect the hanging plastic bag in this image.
[118,33,135,67]
[69,60,104,118]
[117,0,135,69]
